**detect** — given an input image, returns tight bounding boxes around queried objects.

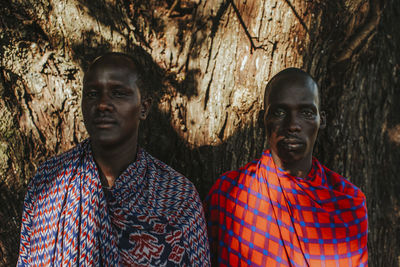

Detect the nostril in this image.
[97,95,113,111]
[287,118,301,132]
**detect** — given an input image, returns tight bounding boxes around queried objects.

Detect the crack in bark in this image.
[123,0,152,49]
[268,40,278,78]
[228,0,272,53]
[205,0,230,72]
[257,0,266,42]
[204,63,216,110]
[182,5,202,74]
[21,89,46,144]
[283,0,311,36]
[218,111,228,140]
[167,0,180,17]
[336,0,382,62]
[228,0,257,53]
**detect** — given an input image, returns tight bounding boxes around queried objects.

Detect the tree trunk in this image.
[0,0,399,265]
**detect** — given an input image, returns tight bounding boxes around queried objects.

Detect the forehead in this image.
[84,56,139,86]
[267,74,319,107]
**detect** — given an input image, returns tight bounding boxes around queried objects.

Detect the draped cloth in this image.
[18,139,210,266]
[205,150,368,267]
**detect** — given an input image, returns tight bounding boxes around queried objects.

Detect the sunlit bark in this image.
[0,0,399,265]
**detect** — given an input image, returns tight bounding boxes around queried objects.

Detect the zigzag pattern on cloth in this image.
[18,139,210,266]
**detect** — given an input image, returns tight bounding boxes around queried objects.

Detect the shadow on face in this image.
[263,70,325,168]
[81,54,151,149]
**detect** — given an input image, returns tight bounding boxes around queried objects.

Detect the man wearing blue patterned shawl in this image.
[17,52,210,266]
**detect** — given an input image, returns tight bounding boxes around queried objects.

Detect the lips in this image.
[279,137,305,151]
[93,117,117,128]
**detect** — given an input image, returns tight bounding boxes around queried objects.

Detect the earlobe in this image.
[319,111,326,130]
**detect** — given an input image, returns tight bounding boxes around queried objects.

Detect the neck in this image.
[91,137,138,188]
[270,152,312,178]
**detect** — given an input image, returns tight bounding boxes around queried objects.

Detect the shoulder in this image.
[206,158,260,201]
[30,140,88,189]
[142,149,200,202]
[315,159,366,199]
[142,150,205,223]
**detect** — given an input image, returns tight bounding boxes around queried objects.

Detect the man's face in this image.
[82,58,148,148]
[264,74,322,165]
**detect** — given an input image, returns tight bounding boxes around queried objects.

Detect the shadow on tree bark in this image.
[1,0,399,266]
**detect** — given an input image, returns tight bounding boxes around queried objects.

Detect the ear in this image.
[139,97,152,120]
[319,111,326,130]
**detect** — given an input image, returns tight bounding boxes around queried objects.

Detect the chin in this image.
[278,150,307,163]
[90,135,121,147]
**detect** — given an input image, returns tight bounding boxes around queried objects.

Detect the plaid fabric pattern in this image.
[18,139,210,266]
[205,150,368,267]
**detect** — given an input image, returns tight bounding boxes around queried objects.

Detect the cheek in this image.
[81,103,93,119]
[122,102,141,118]
[306,122,320,140]
[265,122,273,138]
[132,103,142,114]
[266,121,281,137]
[81,103,89,118]
[265,122,280,145]
[81,99,94,110]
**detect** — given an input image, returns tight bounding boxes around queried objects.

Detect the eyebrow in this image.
[268,103,318,112]
[84,80,133,88]
[269,102,317,107]
[298,103,317,109]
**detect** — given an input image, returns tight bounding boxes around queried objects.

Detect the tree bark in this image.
[0,0,399,265]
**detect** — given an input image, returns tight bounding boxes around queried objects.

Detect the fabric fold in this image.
[18,139,209,266]
[206,150,367,267]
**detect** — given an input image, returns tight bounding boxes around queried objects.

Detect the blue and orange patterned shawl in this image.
[18,139,210,266]
[205,150,368,267]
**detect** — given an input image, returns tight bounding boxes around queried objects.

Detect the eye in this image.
[112,91,125,97]
[112,88,131,98]
[301,108,316,119]
[84,90,98,98]
[271,108,286,118]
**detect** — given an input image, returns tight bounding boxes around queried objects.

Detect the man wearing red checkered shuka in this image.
[205,68,368,267]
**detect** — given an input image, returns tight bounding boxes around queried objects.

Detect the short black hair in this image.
[264,67,320,109]
[85,52,156,98]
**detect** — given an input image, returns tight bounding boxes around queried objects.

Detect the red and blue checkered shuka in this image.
[205,150,368,267]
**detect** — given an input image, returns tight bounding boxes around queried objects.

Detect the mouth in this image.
[279,138,305,151]
[93,117,117,128]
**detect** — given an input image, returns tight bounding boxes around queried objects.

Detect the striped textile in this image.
[205,150,368,266]
[18,139,210,266]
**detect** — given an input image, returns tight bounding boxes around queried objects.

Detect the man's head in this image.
[263,68,325,170]
[82,52,152,148]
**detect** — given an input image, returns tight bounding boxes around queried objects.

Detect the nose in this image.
[97,93,113,111]
[286,113,301,132]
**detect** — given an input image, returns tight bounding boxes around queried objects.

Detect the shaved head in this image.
[262,67,325,177]
[264,68,320,110]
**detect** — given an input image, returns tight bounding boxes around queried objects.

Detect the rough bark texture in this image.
[0,0,399,266]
